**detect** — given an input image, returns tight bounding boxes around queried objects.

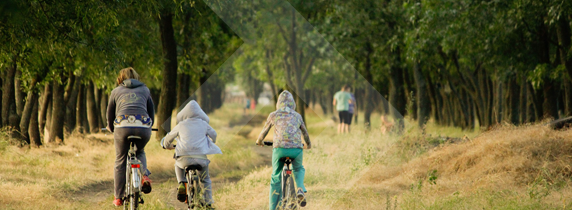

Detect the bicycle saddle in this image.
[279,157,294,162]
[185,165,203,171]
[127,136,141,141]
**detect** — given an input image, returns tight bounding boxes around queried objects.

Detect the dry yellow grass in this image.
[3,104,572,210]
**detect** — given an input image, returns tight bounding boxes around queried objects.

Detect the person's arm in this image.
[300,120,311,149]
[106,91,116,132]
[333,98,337,106]
[161,125,179,150]
[147,92,155,126]
[256,113,275,145]
[206,124,217,143]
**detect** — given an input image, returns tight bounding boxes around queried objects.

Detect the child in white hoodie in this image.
[161,100,221,207]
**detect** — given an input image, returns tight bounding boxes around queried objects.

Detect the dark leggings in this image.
[113,127,151,198]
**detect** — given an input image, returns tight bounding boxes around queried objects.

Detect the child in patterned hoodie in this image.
[256,91,312,210]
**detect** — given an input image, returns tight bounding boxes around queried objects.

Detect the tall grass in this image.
[2,104,572,210]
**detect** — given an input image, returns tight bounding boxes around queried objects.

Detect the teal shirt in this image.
[334,91,351,111]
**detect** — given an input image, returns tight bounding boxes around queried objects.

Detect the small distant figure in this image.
[244,98,251,115]
[380,115,394,134]
[250,98,256,111]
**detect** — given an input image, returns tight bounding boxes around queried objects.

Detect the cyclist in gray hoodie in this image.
[106,67,154,207]
[161,100,221,208]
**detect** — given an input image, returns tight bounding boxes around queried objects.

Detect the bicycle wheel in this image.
[124,164,131,210]
[130,192,139,210]
[186,172,192,210]
[192,177,201,209]
[284,175,297,210]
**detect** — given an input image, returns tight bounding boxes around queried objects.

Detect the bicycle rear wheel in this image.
[130,192,139,210]
[186,172,192,210]
[281,173,298,210]
[192,177,202,209]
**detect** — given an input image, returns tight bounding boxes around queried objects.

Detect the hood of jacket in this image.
[121,79,145,88]
[276,91,296,112]
[177,100,209,123]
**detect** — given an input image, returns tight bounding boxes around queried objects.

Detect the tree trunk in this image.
[76,84,86,133]
[86,81,99,133]
[403,67,416,120]
[527,84,537,122]
[543,81,559,119]
[94,86,102,128]
[389,47,406,131]
[19,78,38,143]
[39,82,51,137]
[177,73,191,109]
[413,60,429,128]
[363,42,374,128]
[2,59,16,127]
[15,68,24,116]
[557,15,572,80]
[29,98,41,147]
[508,76,520,124]
[495,79,503,124]
[520,74,528,122]
[65,76,81,133]
[565,78,572,117]
[99,89,108,128]
[48,76,65,144]
[156,12,178,139]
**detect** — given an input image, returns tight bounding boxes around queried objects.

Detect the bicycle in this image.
[262,141,306,210]
[184,164,208,210]
[168,145,210,210]
[103,128,157,210]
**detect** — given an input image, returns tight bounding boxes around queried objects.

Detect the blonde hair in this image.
[116,67,140,86]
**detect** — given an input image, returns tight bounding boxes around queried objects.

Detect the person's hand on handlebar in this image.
[160,137,176,150]
[255,139,264,147]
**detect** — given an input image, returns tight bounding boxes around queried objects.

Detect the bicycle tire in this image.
[130,192,139,210]
[287,175,298,209]
[186,172,192,210]
[192,176,201,209]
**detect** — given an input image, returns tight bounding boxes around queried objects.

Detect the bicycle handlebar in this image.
[101,128,158,132]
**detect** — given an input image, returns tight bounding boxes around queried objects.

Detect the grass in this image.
[2,103,572,209]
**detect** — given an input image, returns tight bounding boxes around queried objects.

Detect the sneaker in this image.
[142,176,152,194]
[113,197,123,206]
[177,183,187,202]
[297,189,306,207]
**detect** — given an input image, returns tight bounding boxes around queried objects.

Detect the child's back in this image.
[257,91,311,149]
[256,91,311,210]
[161,100,220,208]
[162,100,221,156]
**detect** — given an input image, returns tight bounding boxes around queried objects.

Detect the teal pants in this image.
[269,148,306,210]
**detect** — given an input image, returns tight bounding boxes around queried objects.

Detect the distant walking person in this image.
[346,86,356,132]
[244,98,251,115]
[333,85,352,134]
[106,67,154,206]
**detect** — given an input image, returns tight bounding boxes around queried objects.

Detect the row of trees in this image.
[231,0,572,130]
[2,0,572,148]
[0,0,240,146]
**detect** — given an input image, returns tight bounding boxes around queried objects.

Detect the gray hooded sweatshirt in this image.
[161,100,222,157]
[106,79,155,132]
